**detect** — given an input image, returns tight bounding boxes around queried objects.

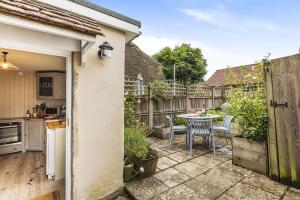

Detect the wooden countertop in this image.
[46,121,66,129]
[0,117,46,121]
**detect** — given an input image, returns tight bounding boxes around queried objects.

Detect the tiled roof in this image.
[206,64,256,87]
[0,0,103,36]
[68,0,141,28]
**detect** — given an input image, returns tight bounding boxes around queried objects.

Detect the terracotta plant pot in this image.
[133,149,159,179]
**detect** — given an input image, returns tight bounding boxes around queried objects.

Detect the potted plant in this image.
[124,127,159,179]
[226,59,268,175]
[152,117,188,139]
[151,125,170,139]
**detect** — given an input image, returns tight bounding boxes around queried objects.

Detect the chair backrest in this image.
[190,119,212,135]
[223,115,233,130]
[165,116,173,129]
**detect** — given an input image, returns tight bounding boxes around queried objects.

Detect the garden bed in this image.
[232,136,267,175]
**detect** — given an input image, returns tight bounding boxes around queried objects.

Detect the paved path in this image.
[126,134,300,200]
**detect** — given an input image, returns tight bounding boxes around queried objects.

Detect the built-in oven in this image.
[0,122,21,145]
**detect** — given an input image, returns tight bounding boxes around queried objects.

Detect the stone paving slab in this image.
[150,142,166,150]
[160,144,183,154]
[125,177,168,200]
[283,187,300,200]
[172,134,187,144]
[154,168,190,187]
[189,155,223,169]
[156,157,178,170]
[217,194,236,200]
[225,182,280,200]
[155,139,170,147]
[185,166,243,199]
[241,172,287,196]
[180,144,210,156]
[174,161,209,178]
[151,147,171,158]
[115,195,132,200]
[205,146,232,162]
[167,151,194,163]
[152,184,209,200]
[219,160,253,176]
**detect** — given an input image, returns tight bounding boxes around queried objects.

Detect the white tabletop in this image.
[177,113,221,120]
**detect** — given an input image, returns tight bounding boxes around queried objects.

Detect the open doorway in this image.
[0,48,69,199]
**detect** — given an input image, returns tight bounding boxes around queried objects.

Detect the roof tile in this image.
[206,64,256,87]
[0,0,103,36]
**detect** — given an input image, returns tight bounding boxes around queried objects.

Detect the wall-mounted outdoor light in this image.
[98,41,114,59]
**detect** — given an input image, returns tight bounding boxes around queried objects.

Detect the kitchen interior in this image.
[0,49,66,199]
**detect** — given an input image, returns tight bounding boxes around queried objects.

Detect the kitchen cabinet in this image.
[25,120,45,151]
[37,72,66,100]
[46,122,66,180]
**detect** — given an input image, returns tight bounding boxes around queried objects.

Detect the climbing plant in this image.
[124,91,139,128]
[150,80,173,103]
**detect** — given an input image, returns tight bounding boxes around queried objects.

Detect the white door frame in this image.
[0,22,89,200]
[0,45,73,200]
[65,53,72,200]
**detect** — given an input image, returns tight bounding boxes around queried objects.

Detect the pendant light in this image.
[0,52,19,71]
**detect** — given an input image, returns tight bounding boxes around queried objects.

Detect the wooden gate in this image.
[265,54,300,188]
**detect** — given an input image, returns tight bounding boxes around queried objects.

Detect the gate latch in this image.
[270,100,288,108]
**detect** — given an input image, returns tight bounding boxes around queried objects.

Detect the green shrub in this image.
[124,127,150,160]
[174,118,188,125]
[207,109,225,122]
[226,59,268,142]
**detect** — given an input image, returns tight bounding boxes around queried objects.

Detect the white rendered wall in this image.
[72,25,125,200]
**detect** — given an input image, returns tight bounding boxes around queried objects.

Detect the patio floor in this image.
[125,134,300,200]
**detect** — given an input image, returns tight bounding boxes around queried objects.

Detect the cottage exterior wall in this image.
[72,25,125,200]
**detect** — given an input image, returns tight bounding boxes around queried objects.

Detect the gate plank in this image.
[272,56,292,182]
[287,56,300,183]
[265,60,279,179]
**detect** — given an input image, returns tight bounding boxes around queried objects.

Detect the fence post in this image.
[212,87,215,108]
[186,87,191,112]
[148,85,154,129]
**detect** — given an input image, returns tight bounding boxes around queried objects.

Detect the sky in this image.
[91,0,300,79]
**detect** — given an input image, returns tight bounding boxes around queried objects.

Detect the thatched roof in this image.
[125,43,165,82]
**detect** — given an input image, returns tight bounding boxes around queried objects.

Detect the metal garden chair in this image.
[212,115,233,144]
[165,116,188,144]
[189,119,215,156]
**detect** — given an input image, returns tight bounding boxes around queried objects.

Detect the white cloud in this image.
[181,7,276,31]
[133,35,261,80]
[182,7,225,27]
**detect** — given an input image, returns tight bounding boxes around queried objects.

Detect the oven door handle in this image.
[0,125,18,129]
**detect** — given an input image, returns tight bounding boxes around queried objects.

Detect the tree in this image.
[153,43,207,84]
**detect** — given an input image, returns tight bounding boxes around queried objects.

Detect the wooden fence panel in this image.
[126,80,226,128]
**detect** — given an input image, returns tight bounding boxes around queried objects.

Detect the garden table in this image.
[177,113,220,120]
[176,113,221,148]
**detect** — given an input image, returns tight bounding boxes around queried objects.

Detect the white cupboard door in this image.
[55,128,66,180]
[26,121,44,151]
[46,129,55,179]
[54,73,66,100]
